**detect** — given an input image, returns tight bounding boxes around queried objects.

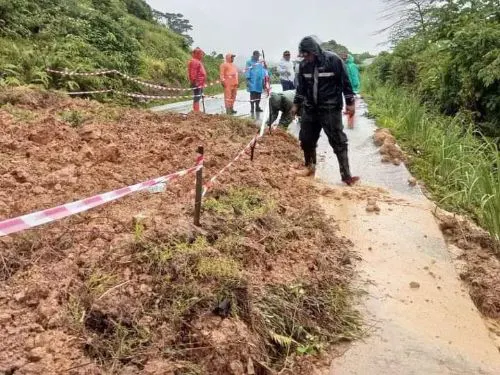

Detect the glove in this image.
[345,104,355,116]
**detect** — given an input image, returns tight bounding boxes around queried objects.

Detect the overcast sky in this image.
[146,0,390,63]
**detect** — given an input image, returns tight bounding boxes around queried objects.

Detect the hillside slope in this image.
[0,0,222,93]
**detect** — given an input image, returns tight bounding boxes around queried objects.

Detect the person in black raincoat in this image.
[292,36,359,185]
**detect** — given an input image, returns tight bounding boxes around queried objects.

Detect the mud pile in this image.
[0,88,358,374]
[436,210,500,319]
[373,128,406,166]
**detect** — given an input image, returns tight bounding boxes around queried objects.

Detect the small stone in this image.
[0,313,12,324]
[14,291,26,303]
[410,281,420,289]
[408,177,417,186]
[27,347,45,362]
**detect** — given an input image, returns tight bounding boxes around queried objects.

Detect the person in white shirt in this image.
[277,50,295,91]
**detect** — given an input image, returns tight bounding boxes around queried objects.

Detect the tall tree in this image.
[153,11,193,46]
[379,0,438,44]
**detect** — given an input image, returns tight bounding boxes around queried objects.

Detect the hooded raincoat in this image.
[188,48,207,88]
[220,53,239,110]
[245,58,265,93]
[345,55,360,94]
[187,47,207,111]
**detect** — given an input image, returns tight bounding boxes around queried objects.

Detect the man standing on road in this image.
[220,52,239,115]
[266,90,296,130]
[187,47,207,113]
[292,36,359,185]
[278,50,295,91]
[245,50,266,114]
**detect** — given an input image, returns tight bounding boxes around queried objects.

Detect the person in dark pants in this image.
[278,50,295,91]
[245,50,266,114]
[292,36,359,185]
[267,90,296,130]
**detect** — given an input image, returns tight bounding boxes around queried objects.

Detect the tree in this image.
[321,40,350,55]
[153,11,193,45]
[379,0,438,44]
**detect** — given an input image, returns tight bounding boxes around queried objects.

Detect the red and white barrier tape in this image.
[67,89,206,100]
[0,156,203,237]
[47,68,220,91]
[202,136,258,197]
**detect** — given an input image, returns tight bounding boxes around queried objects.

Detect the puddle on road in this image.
[288,99,423,199]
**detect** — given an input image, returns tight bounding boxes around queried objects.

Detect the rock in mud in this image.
[408,177,417,186]
[27,347,45,362]
[410,281,421,289]
[366,198,381,213]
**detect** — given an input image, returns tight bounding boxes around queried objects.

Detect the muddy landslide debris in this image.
[374,128,406,165]
[0,88,358,375]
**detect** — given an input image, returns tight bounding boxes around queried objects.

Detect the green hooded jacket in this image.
[346,55,360,94]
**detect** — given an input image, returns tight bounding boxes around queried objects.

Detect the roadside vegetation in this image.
[0,0,223,98]
[365,1,499,245]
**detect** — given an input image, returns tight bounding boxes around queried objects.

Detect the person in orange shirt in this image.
[187,47,207,113]
[220,53,239,115]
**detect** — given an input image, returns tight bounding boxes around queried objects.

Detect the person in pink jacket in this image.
[187,47,207,112]
[220,53,239,115]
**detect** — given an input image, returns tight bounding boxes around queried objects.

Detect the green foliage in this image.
[0,0,222,99]
[369,1,500,136]
[60,109,86,128]
[363,74,500,244]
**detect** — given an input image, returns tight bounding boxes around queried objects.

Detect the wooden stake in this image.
[194,146,204,226]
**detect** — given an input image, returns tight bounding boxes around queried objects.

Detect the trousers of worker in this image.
[224,85,238,109]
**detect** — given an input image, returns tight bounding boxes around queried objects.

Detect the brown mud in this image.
[0,88,359,374]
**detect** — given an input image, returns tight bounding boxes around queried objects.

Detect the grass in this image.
[254,283,362,367]
[60,109,87,128]
[363,74,500,247]
[63,187,360,372]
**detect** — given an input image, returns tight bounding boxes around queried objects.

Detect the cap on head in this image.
[253,50,260,56]
[283,50,291,56]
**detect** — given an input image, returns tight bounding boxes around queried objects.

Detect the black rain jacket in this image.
[294,37,355,110]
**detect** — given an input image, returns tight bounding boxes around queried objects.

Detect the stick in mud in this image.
[201,95,206,113]
[250,131,259,162]
[194,146,204,226]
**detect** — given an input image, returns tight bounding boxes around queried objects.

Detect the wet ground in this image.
[153,91,500,374]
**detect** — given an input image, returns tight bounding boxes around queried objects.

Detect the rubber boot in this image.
[250,101,255,114]
[256,100,263,112]
[336,148,360,185]
[193,102,200,113]
[226,108,231,115]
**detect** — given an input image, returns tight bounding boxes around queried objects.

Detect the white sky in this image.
[146,0,390,63]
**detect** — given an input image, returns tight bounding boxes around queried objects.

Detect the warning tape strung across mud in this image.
[67,89,204,100]
[67,89,271,103]
[47,62,267,92]
[202,136,258,197]
[47,68,220,91]
[0,157,203,237]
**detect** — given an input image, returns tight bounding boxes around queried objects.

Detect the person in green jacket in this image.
[345,54,360,94]
[266,90,296,130]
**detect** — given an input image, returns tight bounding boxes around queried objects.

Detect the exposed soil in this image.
[0,88,358,374]
[373,128,405,166]
[435,209,500,319]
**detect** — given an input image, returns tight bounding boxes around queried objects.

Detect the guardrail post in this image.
[194,146,204,226]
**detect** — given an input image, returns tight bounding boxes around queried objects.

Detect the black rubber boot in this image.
[336,149,352,181]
